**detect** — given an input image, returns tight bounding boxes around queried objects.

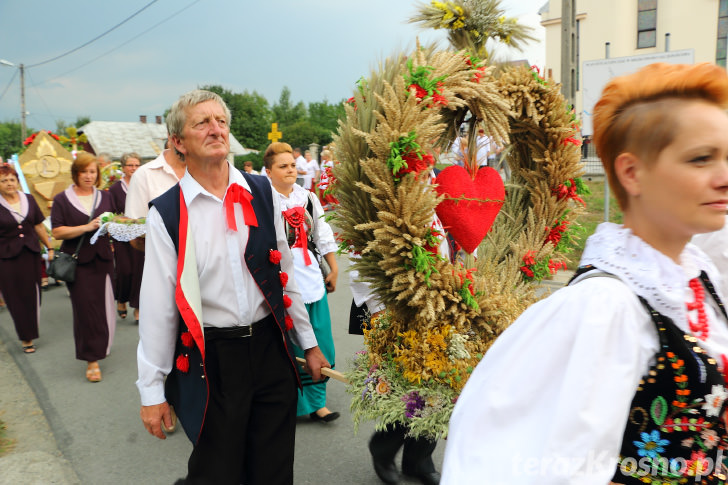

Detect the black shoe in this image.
[309,411,340,422]
[372,455,399,484]
[402,469,440,485]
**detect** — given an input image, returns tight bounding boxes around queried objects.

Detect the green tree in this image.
[284,119,331,149]
[0,122,27,159]
[56,116,91,134]
[308,100,346,134]
[272,87,306,128]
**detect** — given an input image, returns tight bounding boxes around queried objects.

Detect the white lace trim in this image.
[579,223,721,331]
[90,222,146,244]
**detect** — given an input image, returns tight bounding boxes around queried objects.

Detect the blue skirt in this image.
[292,292,335,416]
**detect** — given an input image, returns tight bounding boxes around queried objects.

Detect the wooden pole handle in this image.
[295,356,349,384]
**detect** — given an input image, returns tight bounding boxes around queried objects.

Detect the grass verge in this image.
[0,414,16,456]
[567,177,622,269]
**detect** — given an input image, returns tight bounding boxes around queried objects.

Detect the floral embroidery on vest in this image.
[612,280,728,484]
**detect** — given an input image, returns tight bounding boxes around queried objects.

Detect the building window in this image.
[718,0,728,67]
[637,0,657,48]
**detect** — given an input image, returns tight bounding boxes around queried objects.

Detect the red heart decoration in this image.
[434,166,505,254]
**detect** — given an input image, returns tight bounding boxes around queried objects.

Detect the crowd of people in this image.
[3,61,728,484]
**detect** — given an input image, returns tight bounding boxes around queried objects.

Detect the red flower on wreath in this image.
[548,260,567,274]
[269,249,282,265]
[409,84,428,99]
[552,179,586,206]
[563,136,581,147]
[399,151,435,178]
[423,222,444,255]
[457,267,477,296]
[464,54,487,83]
[520,266,534,278]
[522,250,536,266]
[545,219,569,246]
[520,251,536,278]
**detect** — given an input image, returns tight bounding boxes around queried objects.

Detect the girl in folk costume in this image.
[443,63,728,484]
[264,142,341,422]
[317,149,338,211]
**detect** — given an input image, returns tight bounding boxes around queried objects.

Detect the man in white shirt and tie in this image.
[136,89,329,484]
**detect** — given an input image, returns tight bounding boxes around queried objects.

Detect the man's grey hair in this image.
[165,89,231,138]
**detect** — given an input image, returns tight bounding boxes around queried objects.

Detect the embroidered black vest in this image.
[571,266,728,484]
[150,171,300,444]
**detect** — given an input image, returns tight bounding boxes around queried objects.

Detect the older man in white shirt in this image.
[137,89,328,485]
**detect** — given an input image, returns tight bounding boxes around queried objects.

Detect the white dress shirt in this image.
[442,223,728,484]
[125,150,181,218]
[136,162,317,406]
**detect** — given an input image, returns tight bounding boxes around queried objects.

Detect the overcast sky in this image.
[0,0,546,133]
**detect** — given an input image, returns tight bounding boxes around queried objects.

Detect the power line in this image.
[26,70,57,124]
[34,0,201,87]
[26,0,160,68]
[0,69,18,103]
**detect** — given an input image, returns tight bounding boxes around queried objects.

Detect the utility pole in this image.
[0,59,27,142]
[19,63,26,141]
[560,0,576,108]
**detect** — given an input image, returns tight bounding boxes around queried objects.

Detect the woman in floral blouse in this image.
[443,63,728,485]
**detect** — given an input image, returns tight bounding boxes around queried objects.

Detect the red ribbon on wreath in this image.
[282,206,311,265]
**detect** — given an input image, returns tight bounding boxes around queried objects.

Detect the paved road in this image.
[0,255,450,484]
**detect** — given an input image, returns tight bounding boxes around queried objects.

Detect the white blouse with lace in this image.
[442,222,728,485]
[275,184,337,303]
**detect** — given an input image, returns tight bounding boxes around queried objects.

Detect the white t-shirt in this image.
[302,159,320,190]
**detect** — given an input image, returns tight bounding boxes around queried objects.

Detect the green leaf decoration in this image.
[650,396,668,426]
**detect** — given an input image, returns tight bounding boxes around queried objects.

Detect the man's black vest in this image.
[150,171,300,444]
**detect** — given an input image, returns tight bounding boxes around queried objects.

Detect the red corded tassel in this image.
[269,249,282,264]
[176,354,190,373]
[180,331,194,348]
[284,315,294,331]
[279,271,289,288]
[283,295,292,308]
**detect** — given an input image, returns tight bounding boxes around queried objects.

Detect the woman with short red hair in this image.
[443,63,728,484]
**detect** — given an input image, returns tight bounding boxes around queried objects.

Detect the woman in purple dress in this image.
[0,164,53,353]
[108,152,141,321]
[51,152,115,382]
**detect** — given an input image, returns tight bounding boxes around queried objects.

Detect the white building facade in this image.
[539,0,728,131]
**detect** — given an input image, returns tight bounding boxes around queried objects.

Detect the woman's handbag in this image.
[47,191,98,283]
[47,252,79,283]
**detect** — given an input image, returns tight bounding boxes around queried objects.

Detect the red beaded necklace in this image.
[687,277,709,340]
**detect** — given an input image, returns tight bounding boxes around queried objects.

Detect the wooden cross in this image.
[267,123,282,143]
